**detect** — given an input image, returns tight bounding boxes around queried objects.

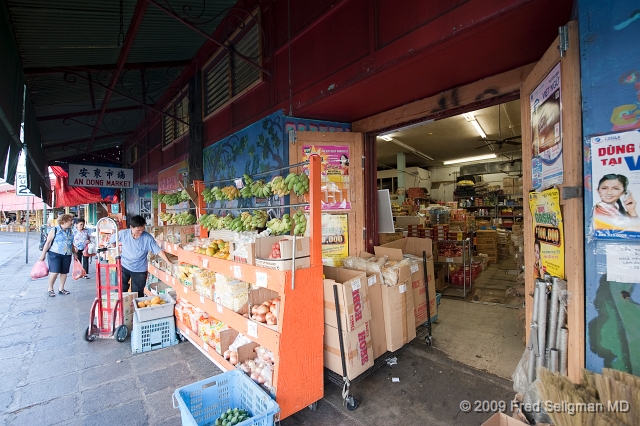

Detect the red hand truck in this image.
[84,217,128,342]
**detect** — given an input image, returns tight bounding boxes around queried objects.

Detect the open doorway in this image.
[375,99,526,378]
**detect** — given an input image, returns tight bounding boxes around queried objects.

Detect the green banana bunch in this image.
[202,188,215,203]
[270,175,289,198]
[211,186,226,201]
[221,185,240,200]
[240,211,254,231]
[293,210,307,236]
[179,189,191,203]
[266,214,292,235]
[174,212,196,225]
[284,172,310,196]
[229,216,245,232]
[251,180,272,198]
[158,193,182,206]
[159,212,174,223]
[251,210,268,229]
[221,214,234,230]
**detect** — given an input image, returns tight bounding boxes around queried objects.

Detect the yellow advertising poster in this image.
[321,213,349,267]
[529,187,565,279]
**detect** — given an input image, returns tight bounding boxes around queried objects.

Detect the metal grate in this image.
[204,56,230,116]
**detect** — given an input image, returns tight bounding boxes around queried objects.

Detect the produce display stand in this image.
[152,155,324,420]
[84,217,128,342]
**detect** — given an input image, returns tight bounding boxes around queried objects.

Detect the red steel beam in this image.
[44,132,133,149]
[87,0,149,152]
[23,60,189,76]
[38,105,145,121]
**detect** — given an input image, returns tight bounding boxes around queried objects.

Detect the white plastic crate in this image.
[133,293,175,322]
[131,312,178,354]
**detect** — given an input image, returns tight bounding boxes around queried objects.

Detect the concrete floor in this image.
[1,233,519,426]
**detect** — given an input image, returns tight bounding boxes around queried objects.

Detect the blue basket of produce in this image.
[173,369,279,426]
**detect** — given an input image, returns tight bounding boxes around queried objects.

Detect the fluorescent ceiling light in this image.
[381,137,434,161]
[462,113,475,121]
[470,120,487,139]
[380,135,393,141]
[443,153,497,165]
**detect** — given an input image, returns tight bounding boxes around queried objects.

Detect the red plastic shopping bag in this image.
[72,257,86,280]
[30,260,49,280]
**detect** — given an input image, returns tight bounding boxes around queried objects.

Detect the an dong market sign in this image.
[68,164,134,188]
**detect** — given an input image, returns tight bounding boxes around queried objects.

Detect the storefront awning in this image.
[51,166,119,208]
[0,189,48,211]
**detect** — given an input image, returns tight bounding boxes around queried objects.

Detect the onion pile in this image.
[238,346,275,388]
[223,349,239,366]
[249,298,280,325]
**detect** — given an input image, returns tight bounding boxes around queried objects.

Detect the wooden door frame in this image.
[521,21,584,383]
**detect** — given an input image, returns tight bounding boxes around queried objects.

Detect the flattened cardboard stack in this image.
[512,224,524,269]
[322,266,374,380]
[475,230,498,264]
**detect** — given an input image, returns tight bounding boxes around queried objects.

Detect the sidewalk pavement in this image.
[0,234,516,426]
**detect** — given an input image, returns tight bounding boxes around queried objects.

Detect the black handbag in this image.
[39,227,56,251]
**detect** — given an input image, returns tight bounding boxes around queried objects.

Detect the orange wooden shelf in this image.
[158,240,180,256]
[148,264,281,353]
[151,156,325,420]
[175,319,235,371]
[176,247,287,294]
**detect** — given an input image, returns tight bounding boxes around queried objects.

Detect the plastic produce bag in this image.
[72,257,86,280]
[30,260,49,279]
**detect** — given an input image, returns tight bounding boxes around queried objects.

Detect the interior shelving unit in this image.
[149,155,324,420]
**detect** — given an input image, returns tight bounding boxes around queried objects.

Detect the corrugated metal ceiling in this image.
[5,0,237,164]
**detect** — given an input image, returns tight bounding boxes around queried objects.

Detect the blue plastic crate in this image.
[131,312,178,354]
[173,369,279,426]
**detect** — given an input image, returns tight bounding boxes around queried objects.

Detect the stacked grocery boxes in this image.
[475,230,498,264]
[431,224,449,242]
[502,177,523,196]
[497,229,512,260]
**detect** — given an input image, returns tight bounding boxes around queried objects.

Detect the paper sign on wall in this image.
[605,244,640,283]
[321,213,349,267]
[529,188,565,279]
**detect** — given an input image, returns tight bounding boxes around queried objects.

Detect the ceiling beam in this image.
[38,105,145,121]
[87,0,149,152]
[43,132,134,149]
[23,60,189,76]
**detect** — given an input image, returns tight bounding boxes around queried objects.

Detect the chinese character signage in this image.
[158,160,188,194]
[590,130,640,239]
[529,187,565,279]
[302,145,350,210]
[531,63,564,191]
[321,213,349,267]
[68,164,133,188]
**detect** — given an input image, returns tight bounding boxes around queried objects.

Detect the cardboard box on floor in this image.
[481,412,528,426]
[363,252,415,352]
[378,232,404,245]
[323,321,374,380]
[323,266,371,333]
[363,271,386,359]
[374,237,437,326]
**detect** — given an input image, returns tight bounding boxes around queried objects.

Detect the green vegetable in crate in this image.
[214,408,251,426]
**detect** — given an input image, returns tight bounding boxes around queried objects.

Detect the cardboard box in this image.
[481,412,529,426]
[255,236,310,270]
[514,177,523,186]
[180,225,197,245]
[100,291,137,330]
[364,271,386,359]
[378,232,404,245]
[380,278,416,351]
[394,216,425,229]
[514,186,523,194]
[230,241,255,265]
[323,266,371,333]
[219,329,259,359]
[323,321,374,380]
[503,186,515,195]
[434,266,446,290]
[502,177,516,186]
[374,237,437,327]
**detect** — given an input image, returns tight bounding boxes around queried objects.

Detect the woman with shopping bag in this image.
[39,214,77,297]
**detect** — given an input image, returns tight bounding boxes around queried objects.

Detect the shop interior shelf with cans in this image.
[145,156,324,420]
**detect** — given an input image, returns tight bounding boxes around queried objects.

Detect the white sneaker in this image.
[84,275,90,279]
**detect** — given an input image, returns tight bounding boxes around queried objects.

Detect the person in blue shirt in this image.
[73,219,92,279]
[110,215,170,297]
[39,214,77,297]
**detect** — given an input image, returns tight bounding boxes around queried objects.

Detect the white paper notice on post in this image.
[605,244,640,283]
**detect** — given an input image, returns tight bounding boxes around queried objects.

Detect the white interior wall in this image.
[377,167,432,190]
[428,166,512,202]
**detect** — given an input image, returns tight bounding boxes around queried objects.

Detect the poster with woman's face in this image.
[591,130,640,239]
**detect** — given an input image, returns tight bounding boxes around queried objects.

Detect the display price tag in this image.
[235,178,244,189]
[399,284,407,294]
[256,271,268,288]
[446,257,454,263]
[367,275,377,286]
[183,286,188,294]
[247,320,258,338]
[351,278,362,291]
[200,295,205,304]
[202,259,208,268]
[217,303,223,314]
[233,265,242,279]
[410,264,419,274]
[185,328,190,336]
[205,344,210,353]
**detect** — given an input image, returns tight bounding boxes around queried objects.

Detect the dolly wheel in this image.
[425,335,433,347]
[116,325,128,342]
[84,326,97,342]
[346,396,359,411]
[308,402,318,411]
